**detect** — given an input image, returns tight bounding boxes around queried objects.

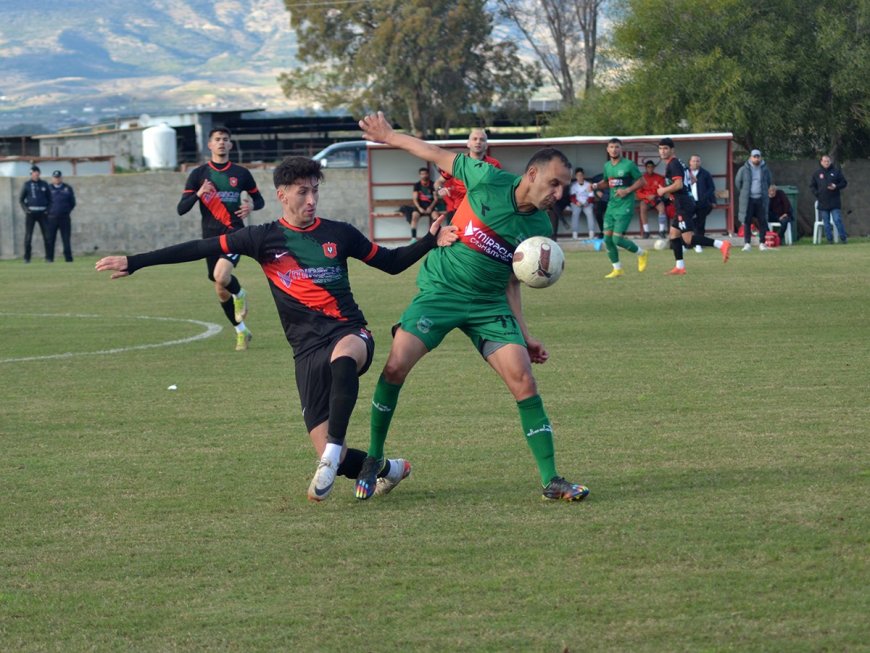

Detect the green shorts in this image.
[397,291,525,355]
[603,205,634,234]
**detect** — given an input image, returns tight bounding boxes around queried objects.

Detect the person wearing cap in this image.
[18,165,53,263]
[734,149,774,251]
[47,170,77,262]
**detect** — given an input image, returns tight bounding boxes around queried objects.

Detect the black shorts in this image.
[205,252,240,281]
[669,195,697,233]
[399,205,415,223]
[294,327,375,432]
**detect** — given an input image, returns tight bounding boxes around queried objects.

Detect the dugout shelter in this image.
[366,133,735,242]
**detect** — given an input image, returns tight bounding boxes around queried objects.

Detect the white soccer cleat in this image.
[374,459,412,497]
[742,243,752,252]
[307,457,338,502]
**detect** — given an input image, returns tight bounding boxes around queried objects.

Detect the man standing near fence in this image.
[19,165,52,263]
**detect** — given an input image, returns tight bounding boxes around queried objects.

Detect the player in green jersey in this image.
[355,111,590,503]
[591,138,647,279]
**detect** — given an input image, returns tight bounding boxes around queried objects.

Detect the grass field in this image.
[1,241,868,652]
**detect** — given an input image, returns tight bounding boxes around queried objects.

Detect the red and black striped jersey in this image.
[222,218,434,358]
[178,161,264,237]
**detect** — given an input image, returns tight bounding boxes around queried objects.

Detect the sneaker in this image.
[307,457,338,502]
[354,455,385,500]
[721,240,732,263]
[665,267,687,276]
[637,250,648,273]
[572,232,579,240]
[759,243,770,251]
[235,328,252,351]
[233,288,248,322]
[604,268,624,279]
[542,476,589,502]
[374,459,412,497]
[658,231,667,239]
[742,243,752,252]
[694,245,703,253]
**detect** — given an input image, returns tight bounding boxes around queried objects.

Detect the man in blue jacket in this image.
[18,165,53,263]
[810,154,848,244]
[47,170,77,262]
[688,154,717,252]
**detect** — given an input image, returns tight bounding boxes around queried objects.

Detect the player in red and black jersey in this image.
[656,138,731,275]
[178,127,266,350]
[97,156,458,502]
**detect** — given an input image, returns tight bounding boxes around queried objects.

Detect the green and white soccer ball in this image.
[512,236,565,288]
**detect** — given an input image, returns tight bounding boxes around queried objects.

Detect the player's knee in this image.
[382,358,411,385]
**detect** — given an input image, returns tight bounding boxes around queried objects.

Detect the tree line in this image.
[282,0,869,159]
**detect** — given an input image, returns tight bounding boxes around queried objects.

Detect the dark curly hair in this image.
[273,156,324,188]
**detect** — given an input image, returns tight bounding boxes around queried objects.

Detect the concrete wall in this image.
[751,159,869,239]
[0,168,369,259]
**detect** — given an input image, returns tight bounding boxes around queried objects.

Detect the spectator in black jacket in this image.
[810,154,848,244]
[18,165,53,263]
[767,185,794,241]
[688,155,716,251]
[47,170,77,262]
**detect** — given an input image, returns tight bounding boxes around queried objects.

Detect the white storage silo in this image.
[142,123,178,170]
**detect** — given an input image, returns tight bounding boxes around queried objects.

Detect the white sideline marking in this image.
[0,313,223,363]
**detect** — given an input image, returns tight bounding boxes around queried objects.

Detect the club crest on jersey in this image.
[229,176,239,187]
[322,242,338,258]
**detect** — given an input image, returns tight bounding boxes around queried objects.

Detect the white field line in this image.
[0,313,222,363]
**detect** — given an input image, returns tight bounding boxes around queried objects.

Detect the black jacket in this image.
[810,166,847,210]
[19,179,52,213]
[692,167,716,208]
[48,182,76,217]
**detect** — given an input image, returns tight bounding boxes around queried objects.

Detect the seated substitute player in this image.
[408,166,442,243]
[355,111,590,503]
[636,160,668,239]
[178,126,265,351]
[656,138,731,275]
[97,156,458,502]
[590,138,647,279]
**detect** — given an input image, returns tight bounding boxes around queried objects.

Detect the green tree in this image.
[280,0,542,137]
[547,0,870,158]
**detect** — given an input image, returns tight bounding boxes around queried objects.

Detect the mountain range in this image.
[0,0,302,133]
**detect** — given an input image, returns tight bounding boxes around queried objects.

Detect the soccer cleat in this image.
[307,457,338,502]
[542,476,589,502]
[694,245,703,253]
[233,288,248,322]
[759,243,770,251]
[742,243,752,252]
[604,268,624,279]
[721,240,732,263]
[235,328,252,351]
[354,455,385,500]
[374,459,412,497]
[637,250,649,273]
[665,267,687,276]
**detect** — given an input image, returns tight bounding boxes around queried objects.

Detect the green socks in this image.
[517,394,557,485]
[368,374,402,460]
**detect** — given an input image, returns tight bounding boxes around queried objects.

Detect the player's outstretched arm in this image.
[359,111,457,175]
[95,255,130,279]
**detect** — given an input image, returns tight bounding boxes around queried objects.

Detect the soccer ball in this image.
[653,237,668,250]
[512,236,565,288]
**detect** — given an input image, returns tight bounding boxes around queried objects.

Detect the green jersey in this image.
[416,154,552,299]
[602,157,642,214]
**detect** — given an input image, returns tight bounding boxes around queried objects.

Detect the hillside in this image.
[0,0,301,132]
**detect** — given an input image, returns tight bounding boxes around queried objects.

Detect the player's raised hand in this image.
[359,111,393,144]
[95,255,130,279]
[429,214,458,246]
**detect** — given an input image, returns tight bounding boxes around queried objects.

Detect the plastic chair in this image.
[813,201,839,244]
